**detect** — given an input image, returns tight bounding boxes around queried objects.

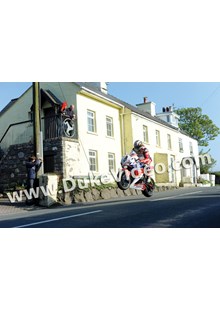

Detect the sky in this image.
[108,82,220,171]
[0,82,219,171]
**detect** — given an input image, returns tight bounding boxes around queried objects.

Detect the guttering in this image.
[80,86,125,108]
[131,110,179,131]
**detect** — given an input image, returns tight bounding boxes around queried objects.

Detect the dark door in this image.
[44,108,57,139]
[44,154,55,173]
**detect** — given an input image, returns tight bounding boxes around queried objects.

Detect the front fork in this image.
[124,169,130,181]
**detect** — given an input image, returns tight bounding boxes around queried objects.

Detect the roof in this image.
[0,98,18,117]
[0,87,63,116]
[76,82,196,139]
[30,89,63,111]
[75,82,181,131]
[0,82,196,140]
[41,89,63,105]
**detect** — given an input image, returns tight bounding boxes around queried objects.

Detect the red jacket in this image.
[130,147,152,165]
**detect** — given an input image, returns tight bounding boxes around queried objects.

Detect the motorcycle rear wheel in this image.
[142,178,155,197]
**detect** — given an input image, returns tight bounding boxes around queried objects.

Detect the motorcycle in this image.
[116,155,155,197]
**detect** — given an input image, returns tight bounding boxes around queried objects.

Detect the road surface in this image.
[0,187,220,228]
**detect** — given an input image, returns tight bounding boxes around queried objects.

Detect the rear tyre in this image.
[142,178,155,197]
[117,171,131,190]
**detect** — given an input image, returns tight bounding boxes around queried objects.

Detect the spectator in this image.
[66,104,76,120]
[60,102,76,120]
[25,155,42,204]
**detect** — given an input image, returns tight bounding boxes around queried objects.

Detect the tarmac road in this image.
[0,187,220,228]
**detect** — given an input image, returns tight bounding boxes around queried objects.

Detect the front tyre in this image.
[117,171,131,190]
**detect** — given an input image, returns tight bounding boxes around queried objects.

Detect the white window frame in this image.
[143,125,149,143]
[89,150,98,172]
[167,133,172,150]
[87,110,96,133]
[189,141,193,155]
[156,130,161,147]
[108,152,116,172]
[106,116,114,137]
[179,138,184,153]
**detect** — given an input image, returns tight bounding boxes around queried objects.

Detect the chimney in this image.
[136,97,156,116]
[88,82,108,94]
[162,106,173,113]
[100,82,108,94]
[143,96,148,103]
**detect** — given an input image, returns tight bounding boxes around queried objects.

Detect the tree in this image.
[175,107,220,147]
[199,149,216,173]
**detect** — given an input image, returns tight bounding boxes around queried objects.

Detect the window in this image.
[108,153,116,171]
[143,125,149,143]
[87,110,96,133]
[106,116,114,137]
[167,134,172,150]
[156,130,161,147]
[179,138,184,152]
[89,150,98,171]
[189,141,193,155]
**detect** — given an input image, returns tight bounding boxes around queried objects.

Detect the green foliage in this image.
[199,149,216,173]
[176,107,220,146]
[197,177,211,185]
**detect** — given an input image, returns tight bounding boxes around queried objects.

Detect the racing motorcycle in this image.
[116,155,155,197]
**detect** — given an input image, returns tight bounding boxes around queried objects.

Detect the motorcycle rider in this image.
[117,140,155,195]
[130,140,152,168]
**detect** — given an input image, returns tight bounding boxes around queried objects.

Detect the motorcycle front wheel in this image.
[117,171,131,190]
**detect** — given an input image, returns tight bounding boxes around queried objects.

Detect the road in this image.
[0,187,220,228]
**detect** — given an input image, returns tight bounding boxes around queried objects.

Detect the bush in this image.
[197,177,211,185]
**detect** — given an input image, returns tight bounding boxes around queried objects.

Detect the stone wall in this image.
[58,186,143,204]
[0,142,33,192]
[58,184,178,205]
[0,137,64,192]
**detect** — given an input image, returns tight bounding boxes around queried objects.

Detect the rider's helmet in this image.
[133,140,144,152]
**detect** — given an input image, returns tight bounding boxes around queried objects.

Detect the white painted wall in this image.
[131,113,200,185]
[73,93,122,176]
